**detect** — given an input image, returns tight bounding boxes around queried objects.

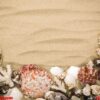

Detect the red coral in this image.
[78,66,98,85]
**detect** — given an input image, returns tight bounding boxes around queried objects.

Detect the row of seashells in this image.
[0,59,100,100]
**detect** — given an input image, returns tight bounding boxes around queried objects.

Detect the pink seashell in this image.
[78,66,98,85]
[20,64,52,98]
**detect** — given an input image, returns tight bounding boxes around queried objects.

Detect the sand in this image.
[0,0,100,69]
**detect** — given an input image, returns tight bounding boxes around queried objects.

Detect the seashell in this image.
[67,66,80,79]
[1,64,14,87]
[51,74,67,93]
[0,84,9,95]
[11,70,21,87]
[45,91,69,100]
[91,85,100,95]
[93,58,100,67]
[50,66,64,76]
[45,91,55,100]
[55,92,69,100]
[83,96,95,100]
[83,84,91,96]
[6,87,23,100]
[78,66,98,85]
[20,64,52,98]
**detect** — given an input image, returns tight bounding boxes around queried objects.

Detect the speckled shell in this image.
[20,64,52,98]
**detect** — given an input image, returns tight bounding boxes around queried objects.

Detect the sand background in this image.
[0,0,100,69]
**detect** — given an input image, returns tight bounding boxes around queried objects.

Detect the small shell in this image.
[83,84,91,96]
[45,91,69,100]
[67,66,80,79]
[45,91,55,100]
[6,87,23,100]
[50,66,64,76]
[91,85,100,95]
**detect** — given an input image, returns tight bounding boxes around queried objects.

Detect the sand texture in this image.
[0,0,100,68]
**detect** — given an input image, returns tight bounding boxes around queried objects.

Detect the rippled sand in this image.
[0,0,100,69]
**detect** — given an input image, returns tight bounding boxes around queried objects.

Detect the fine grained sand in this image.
[0,0,100,69]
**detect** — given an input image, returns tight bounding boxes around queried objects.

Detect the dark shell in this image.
[55,92,69,100]
[0,84,9,95]
[97,69,100,80]
[83,96,95,100]
[11,70,21,87]
[93,58,100,67]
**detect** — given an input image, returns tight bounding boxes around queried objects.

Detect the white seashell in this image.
[50,66,63,76]
[0,64,14,87]
[64,74,76,89]
[83,84,91,96]
[67,66,80,79]
[6,87,23,100]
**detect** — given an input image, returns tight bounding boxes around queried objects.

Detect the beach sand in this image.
[0,0,100,69]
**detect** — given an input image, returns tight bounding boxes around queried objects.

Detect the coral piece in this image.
[83,84,91,96]
[0,64,14,87]
[11,70,21,86]
[20,64,52,98]
[96,96,100,100]
[51,76,67,93]
[64,66,80,90]
[64,74,76,90]
[50,67,66,93]
[78,65,98,85]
